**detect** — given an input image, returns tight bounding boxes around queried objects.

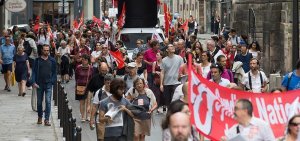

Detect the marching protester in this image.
[75,54,93,122]
[90,73,114,141]
[281,59,300,91]
[0,35,16,92]
[57,40,71,83]
[278,114,300,141]
[151,52,164,113]
[221,99,275,141]
[124,62,139,91]
[125,78,157,141]
[191,41,203,64]
[13,46,30,96]
[160,44,184,110]
[234,41,253,73]
[134,52,148,81]
[248,41,261,60]
[90,42,102,72]
[199,51,212,78]
[98,78,134,141]
[144,40,160,88]
[209,63,231,87]
[206,55,234,82]
[24,32,38,68]
[239,58,268,93]
[207,39,224,64]
[31,44,57,126]
[36,28,50,56]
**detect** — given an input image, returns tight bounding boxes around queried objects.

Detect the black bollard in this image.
[63,99,69,138]
[76,126,82,141]
[67,106,72,141]
[71,117,76,141]
[53,81,58,106]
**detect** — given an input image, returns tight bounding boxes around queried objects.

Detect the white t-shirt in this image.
[58,46,70,56]
[242,71,268,93]
[91,50,102,67]
[209,78,230,87]
[93,87,111,104]
[225,117,275,141]
[200,63,211,78]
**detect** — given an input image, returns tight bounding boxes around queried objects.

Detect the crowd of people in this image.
[0,15,299,141]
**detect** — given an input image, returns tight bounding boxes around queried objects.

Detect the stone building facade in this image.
[230,0,299,74]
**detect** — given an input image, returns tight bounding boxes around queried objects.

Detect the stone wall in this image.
[231,0,300,75]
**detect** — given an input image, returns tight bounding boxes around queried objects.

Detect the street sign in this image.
[5,0,27,13]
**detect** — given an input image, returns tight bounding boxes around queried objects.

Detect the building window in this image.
[186,4,188,11]
[180,4,182,11]
[195,2,198,10]
[192,4,194,10]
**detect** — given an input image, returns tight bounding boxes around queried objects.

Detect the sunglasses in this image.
[290,122,300,126]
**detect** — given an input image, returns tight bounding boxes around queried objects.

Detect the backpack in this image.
[23,40,32,56]
[97,89,104,102]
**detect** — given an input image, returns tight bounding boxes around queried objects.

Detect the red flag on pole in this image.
[109,50,125,69]
[92,16,102,26]
[117,3,126,29]
[33,16,40,34]
[164,3,171,37]
[47,23,53,40]
[76,12,84,30]
[181,20,189,33]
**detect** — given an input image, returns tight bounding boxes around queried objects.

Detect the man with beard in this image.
[239,58,268,93]
[221,99,275,141]
[98,78,134,141]
[32,44,57,126]
[169,112,191,141]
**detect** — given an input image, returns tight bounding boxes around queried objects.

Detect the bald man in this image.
[169,112,191,141]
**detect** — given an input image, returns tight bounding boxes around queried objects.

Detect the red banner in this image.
[188,69,300,140]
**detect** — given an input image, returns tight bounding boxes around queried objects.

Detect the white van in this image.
[118,27,165,60]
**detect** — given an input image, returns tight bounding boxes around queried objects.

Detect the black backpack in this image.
[23,40,32,56]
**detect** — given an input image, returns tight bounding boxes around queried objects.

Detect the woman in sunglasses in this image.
[279,114,300,141]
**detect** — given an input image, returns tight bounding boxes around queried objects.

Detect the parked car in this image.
[118,27,165,60]
[8,24,31,33]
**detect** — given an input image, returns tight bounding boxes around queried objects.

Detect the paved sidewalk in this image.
[0,74,63,141]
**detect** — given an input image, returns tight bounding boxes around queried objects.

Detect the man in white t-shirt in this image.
[239,58,268,93]
[207,39,224,64]
[209,63,230,87]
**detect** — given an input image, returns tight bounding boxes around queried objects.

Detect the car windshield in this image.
[120,33,152,50]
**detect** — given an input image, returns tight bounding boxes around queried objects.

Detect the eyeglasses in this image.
[290,122,300,126]
[234,106,244,111]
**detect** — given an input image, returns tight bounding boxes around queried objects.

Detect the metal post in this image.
[63,99,69,138]
[76,126,82,141]
[0,3,4,32]
[71,117,76,141]
[67,106,72,141]
[293,0,299,67]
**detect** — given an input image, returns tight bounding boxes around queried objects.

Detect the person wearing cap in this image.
[0,35,16,92]
[234,41,253,73]
[124,62,139,91]
[90,73,114,140]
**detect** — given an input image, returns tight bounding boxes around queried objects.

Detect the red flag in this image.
[76,12,84,30]
[47,23,53,39]
[73,20,78,29]
[181,20,189,33]
[33,16,40,34]
[92,16,102,25]
[117,3,126,29]
[109,50,125,69]
[163,3,171,36]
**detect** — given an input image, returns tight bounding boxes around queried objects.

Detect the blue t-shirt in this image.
[281,70,300,91]
[234,52,253,73]
[1,44,16,64]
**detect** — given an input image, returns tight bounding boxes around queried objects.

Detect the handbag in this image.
[11,72,16,86]
[76,65,90,95]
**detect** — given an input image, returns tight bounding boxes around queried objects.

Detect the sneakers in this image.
[37,117,42,124]
[4,85,11,92]
[44,120,51,126]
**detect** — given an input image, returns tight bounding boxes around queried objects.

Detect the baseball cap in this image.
[127,62,137,68]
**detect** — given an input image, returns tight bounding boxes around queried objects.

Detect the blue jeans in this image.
[37,84,52,120]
